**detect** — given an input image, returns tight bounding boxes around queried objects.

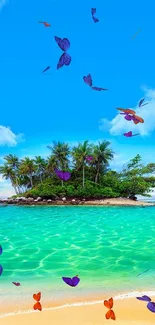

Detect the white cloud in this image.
[99,88,155,136]
[0,0,8,10]
[0,176,15,199]
[0,126,25,147]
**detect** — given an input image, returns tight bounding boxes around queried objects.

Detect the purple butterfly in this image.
[0,245,2,255]
[12,282,21,286]
[54,168,71,181]
[42,66,51,73]
[0,264,3,276]
[147,301,155,313]
[91,8,99,23]
[139,98,148,107]
[83,74,92,87]
[124,131,139,137]
[57,53,71,69]
[54,36,71,70]
[83,74,108,91]
[62,275,80,287]
[136,295,151,302]
[86,155,93,161]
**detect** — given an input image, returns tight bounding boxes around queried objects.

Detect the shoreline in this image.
[0,291,155,324]
[0,197,154,207]
[1,289,155,316]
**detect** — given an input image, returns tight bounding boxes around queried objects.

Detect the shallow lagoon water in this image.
[0,205,155,314]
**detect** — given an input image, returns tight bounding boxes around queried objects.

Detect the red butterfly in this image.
[33,292,42,311]
[104,297,116,321]
[38,21,51,27]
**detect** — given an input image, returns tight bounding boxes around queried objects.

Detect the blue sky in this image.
[0,0,155,197]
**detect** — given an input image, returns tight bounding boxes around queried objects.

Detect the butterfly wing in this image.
[72,276,80,287]
[62,277,73,286]
[133,120,139,124]
[104,297,113,309]
[136,295,151,302]
[110,310,116,320]
[45,22,51,27]
[54,36,64,51]
[62,38,70,51]
[33,292,41,301]
[92,86,108,91]
[54,36,70,51]
[57,53,65,69]
[133,115,144,123]
[0,264,3,276]
[83,74,92,87]
[139,98,145,107]
[105,310,112,319]
[147,302,155,313]
[33,302,42,311]
[117,108,136,115]
[141,102,148,107]
[57,53,71,69]
[12,282,20,286]
[0,245,2,255]
[86,156,93,161]
[92,16,99,23]
[109,298,114,309]
[124,131,132,137]
[125,114,132,121]
[63,53,71,66]
[62,171,71,181]
[91,8,96,15]
[117,108,126,112]
[132,133,139,137]
[42,66,50,73]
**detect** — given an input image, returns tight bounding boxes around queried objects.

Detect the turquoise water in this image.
[0,205,155,308]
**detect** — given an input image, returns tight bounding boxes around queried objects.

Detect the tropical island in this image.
[0,140,155,206]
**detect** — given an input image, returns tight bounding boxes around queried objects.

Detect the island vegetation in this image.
[0,140,155,201]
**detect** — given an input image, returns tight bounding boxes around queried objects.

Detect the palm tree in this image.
[47,141,70,186]
[19,157,36,188]
[3,154,20,191]
[93,141,114,183]
[0,164,19,194]
[34,156,47,183]
[46,155,57,174]
[72,140,92,187]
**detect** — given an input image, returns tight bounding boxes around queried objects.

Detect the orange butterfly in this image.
[38,21,51,27]
[33,292,42,311]
[104,297,116,321]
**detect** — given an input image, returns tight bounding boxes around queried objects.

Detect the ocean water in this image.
[0,205,155,314]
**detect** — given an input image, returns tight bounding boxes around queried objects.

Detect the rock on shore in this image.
[0,197,154,206]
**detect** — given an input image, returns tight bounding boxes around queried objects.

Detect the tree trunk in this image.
[83,165,85,187]
[95,164,100,184]
[40,173,42,183]
[10,177,18,195]
[30,174,33,188]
